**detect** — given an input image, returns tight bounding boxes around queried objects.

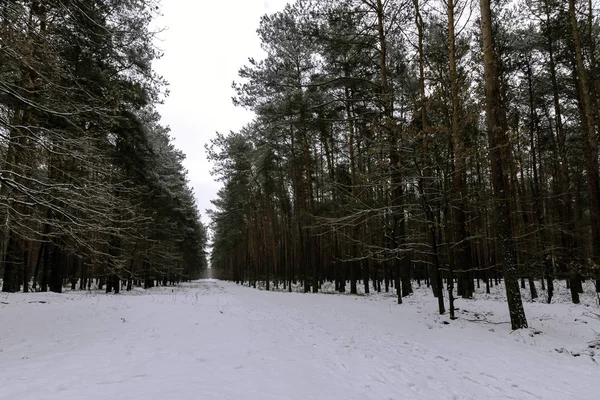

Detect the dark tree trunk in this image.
[2,234,21,293]
[569,0,600,279]
[448,271,456,320]
[363,260,370,294]
[528,278,538,300]
[22,246,29,293]
[547,277,554,303]
[32,242,45,291]
[570,277,580,304]
[479,0,527,330]
[396,260,402,304]
[350,260,358,295]
[448,0,473,300]
[40,243,50,292]
[49,247,62,293]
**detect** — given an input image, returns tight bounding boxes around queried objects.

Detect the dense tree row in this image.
[0,0,207,294]
[208,0,600,329]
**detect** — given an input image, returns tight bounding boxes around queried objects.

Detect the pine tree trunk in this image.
[414,0,443,313]
[350,259,358,294]
[396,260,402,304]
[32,242,44,291]
[113,274,120,294]
[49,246,62,293]
[2,234,20,292]
[363,259,370,294]
[448,271,456,320]
[479,0,528,330]
[528,278,538,300]
[569,0,600,276]
[448,0,472,300]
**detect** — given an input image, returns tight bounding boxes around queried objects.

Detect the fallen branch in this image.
[463,318,510,325]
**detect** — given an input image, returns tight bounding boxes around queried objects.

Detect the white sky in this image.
[152,0,289,225]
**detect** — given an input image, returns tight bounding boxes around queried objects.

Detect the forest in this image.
[208,0,600,330]
[0,1,208,294]
[1,1,599,397]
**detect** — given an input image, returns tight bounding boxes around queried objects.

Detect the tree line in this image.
[0,0,207,294]
[208,0,600,330]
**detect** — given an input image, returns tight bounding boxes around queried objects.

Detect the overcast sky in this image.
[152,0,289,225]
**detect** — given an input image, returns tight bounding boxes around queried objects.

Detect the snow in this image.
[0,279,599,400]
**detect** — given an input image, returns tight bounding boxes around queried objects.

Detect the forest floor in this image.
[0,279,599,400]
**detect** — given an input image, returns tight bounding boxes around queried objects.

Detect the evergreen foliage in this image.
[0,0,208,293]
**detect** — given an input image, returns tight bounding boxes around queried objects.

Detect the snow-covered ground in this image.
[0,279,599,400]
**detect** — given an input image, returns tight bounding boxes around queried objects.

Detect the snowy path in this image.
[0,280,598,400]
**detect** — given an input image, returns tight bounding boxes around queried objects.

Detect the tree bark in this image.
[479,0,528,329]
[569,0,600,276]
[448,0,473,299]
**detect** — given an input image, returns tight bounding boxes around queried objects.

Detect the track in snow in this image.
[0,280,598,400]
